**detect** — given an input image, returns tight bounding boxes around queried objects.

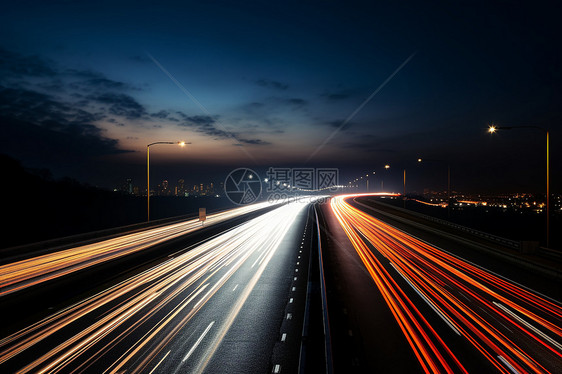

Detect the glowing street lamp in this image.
[366,171,375,192]
[147,141,186,222]
[381,164,390,191]
[488,124,550,247]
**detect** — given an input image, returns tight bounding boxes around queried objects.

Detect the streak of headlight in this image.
[186,200,307,374]
[0,201,278,296]
[0,198,317,373]
[330,194,562,373]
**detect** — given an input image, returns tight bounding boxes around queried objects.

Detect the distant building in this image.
[177,178,186,196]
[158,180,171,196]
[116,178,134,194]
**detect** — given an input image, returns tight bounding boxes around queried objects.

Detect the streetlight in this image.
[366,172,375,192]
[403,168,406,208]
[488,124,550,248]
[147,141,186,222]
[381,164,390,191]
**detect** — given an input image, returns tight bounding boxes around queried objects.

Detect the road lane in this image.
[0,198,321,373]
[329,194,562,373]
[0,201,280,297]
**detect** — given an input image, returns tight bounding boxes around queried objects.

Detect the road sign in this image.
[199,208,206,224]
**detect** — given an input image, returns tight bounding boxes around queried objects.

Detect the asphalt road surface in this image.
[0,198,322,373]
[320,194,562,373]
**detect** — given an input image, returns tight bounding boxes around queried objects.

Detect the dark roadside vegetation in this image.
[379,196,561,250]
[0,154,235,249]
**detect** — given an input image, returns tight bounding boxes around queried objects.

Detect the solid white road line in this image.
[182,321,215,362]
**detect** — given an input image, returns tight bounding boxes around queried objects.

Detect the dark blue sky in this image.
[0,1,560,193]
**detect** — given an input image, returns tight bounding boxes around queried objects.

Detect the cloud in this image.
[0,47,151,132]
[237,138,271,145]
[0,49,136,95]
[324,119,355,131]
[0,47,271,160]
[0,85,130,160]
[88,92,148,119]
[71,77,129,92]
[0,85,72,124]
[320,88,362,101]
[256,78,289,90]
[176,112,270,145]
[0,48,57,80]
[177,113,218,126]
[150,110,170,119]
[0,115,130,166]
[67,68,140,93]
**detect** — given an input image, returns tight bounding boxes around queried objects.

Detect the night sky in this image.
[1,1,560,193]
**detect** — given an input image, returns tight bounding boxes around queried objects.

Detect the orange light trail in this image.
[0,199,315,373]
[412,199,448,208]
[0,201,278,296]
[331,194,562,373]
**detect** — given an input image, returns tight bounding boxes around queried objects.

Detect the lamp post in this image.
[381,164,390,191]
[488,124,550,248]
[147,141,186,222]
[366,172,375,192]
[403,169,406,208]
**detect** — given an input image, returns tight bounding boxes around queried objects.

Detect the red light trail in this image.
[331,194,562,373]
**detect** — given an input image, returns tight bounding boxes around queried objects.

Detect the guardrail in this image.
[370,198,561,258]
[374,199,522,249]
[355,197,562,280]
[314,205,334,374]
[0,212,203,261]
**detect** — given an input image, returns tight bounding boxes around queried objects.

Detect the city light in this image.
[146,141,187,221]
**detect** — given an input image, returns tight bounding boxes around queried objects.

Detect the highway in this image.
[0,201,279,297]
[0,198,321,373]
[2,193,560,373]
[324,194,562,373]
